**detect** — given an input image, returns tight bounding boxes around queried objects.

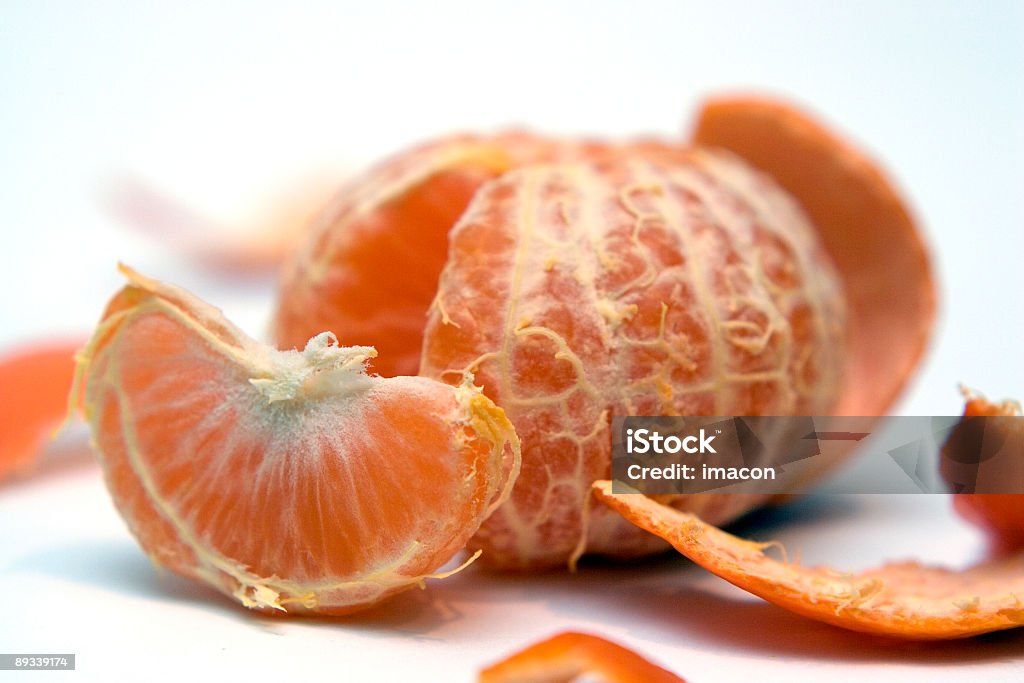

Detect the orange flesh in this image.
[78,266,519,614]
[479,631,685,683]
[693,96,937,415]
[421,156,846,568]
[0,340,83,481]
[274,135,541,376]
[949,393,1024,549]
[594,480,1024,639]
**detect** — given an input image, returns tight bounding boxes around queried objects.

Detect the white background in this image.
[1,2,1022,681]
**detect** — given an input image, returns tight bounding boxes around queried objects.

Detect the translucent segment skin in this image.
[594,480,1024,640]
[420,156,846,569]
[478,631,686,683]
[77,267,519,615]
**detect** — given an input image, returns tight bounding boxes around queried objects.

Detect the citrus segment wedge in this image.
[76,265,519,615]
[593,480,1024,639]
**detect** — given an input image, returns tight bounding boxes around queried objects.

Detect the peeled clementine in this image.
[271,95,935,570]
[75,265,519,615]
[421,155,846,568]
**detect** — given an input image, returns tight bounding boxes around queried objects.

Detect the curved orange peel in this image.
[692,96,937,416]
[947,389,1024,549]
[478,631,685,683]
[0,340,84,482]
[593,480,1024,639]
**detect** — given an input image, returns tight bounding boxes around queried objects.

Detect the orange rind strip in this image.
[692,96,937,416]
[0,340,84,482]
[593,480,1024,639]
[478,631,685,683]
[947,389,1024,550]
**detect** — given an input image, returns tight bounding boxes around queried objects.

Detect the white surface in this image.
[1,2,1023,681]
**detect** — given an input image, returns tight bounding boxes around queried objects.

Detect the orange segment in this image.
[946,390,1024,549]
[273,133,543,377]
[0,340,83,482]
[692,96,937,415]
[76,265,519,615]
[593,480,1024,639]
[478,631,685,683]
[421,156,846,569]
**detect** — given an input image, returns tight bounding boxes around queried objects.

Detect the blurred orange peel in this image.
[478,631,685,683]
[593,480,1024,640]
[0,340,84,482]
[948,388,1024,550]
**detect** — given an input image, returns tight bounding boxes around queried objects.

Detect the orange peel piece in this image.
[0,340,83,482]
[593,480,1024,639]
[946,389,1024,549]
[692,96,937,415]
[478,631,685,683]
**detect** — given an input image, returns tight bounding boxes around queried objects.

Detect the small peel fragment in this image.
[0,340,85,482]
[946,388,1024,549]
[593,480,1024,639]
[478,631,685,683]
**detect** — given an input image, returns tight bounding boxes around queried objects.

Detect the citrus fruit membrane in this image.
[273,95,936,570]
[74,265,519,615]
[0,340,83,482]
[593,480,1024,639]
[479,631,685,683]
[946,389,1024,550]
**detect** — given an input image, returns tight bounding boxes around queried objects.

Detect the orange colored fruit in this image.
[594,480,1024,639]
[946,391,1024,549]
[273,95,935,570]
[421,154,846,568]
[0,340,83,482]
[479,631,685,683]
[75,265,519,615]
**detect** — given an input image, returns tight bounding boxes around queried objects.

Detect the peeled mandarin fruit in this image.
[479,631,685,683]
[0,340,83,481]
[273,95,935,570]
[945,390,1024,549]
[593,480,1024,639]
[75,265,519,615]
[421,154,846,568]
